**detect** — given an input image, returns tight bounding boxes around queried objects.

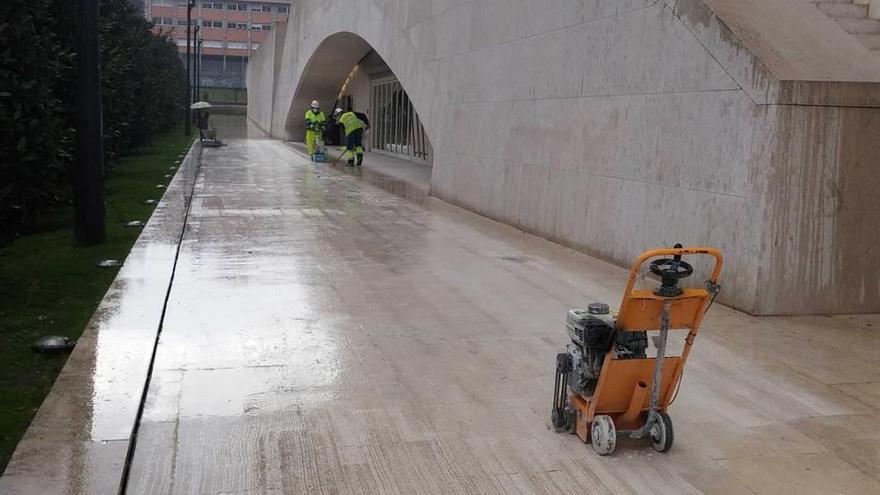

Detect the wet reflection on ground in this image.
[5,114,880,494]
[124,127,880,494]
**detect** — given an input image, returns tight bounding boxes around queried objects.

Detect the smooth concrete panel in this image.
[245,24,279,135]
[758,104,880,314]
[247,0,880,314]
[702,0,880,82]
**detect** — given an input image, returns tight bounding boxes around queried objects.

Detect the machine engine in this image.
[564,303,647,396]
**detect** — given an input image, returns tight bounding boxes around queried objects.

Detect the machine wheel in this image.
[650,413,674,452]
[590,415,616,456]
[551,407,566,430]
[551,353,571,432]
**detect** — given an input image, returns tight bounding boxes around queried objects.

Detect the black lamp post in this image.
[192,25,200,105]
[196,37,203,102]
[73,0,106,244]
[184,0,195,136]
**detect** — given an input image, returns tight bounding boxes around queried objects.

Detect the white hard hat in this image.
[310,100,319,108]
[333,107,343,115]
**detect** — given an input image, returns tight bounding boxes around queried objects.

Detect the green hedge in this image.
[0,0,186,240]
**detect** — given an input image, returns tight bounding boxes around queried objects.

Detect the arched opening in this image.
[287,32,433,170]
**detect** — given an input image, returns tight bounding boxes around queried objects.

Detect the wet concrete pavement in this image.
[5,124,880,494]
[125,135,880,494]
[286,141,432,200]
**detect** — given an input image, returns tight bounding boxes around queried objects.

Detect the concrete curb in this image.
[0,140,202,495]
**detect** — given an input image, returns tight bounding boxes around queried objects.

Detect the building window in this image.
[277,5,288,13]
[262,24,272,31]
[177,19,187,26]
[202,2,213,8]
[226,3,236,10]
[227,41,248,50]
[250,24,262,30]
[261,5,272,12]
[152,16,161,24]
[238,3,247,11]
[213,21,223,28]
[252,43,260,50]
[163,17,173,25]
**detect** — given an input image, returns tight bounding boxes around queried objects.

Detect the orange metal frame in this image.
[570,247,723,442]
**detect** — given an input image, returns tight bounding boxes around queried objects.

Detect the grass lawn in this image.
[0,129,193,470]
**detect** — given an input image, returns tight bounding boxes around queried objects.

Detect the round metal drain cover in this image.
[32,335,76,354]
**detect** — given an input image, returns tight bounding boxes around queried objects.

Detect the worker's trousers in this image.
[346,128,364,165]
[305,129,322,155]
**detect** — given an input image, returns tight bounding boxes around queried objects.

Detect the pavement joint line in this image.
[116,140,202,495]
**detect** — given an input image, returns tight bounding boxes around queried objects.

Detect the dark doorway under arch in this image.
[287,32,432,166]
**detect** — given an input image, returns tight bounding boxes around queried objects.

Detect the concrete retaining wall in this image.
[248,0,880,315]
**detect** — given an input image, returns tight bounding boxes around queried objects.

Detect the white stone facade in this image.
[248,0,880,315]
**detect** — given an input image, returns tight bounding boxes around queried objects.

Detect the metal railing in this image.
[199,86,247,105]
[370,78,429,162]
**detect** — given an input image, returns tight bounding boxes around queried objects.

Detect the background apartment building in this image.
[146,0,290,94]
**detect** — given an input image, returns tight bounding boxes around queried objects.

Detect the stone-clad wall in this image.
[248,0,880,315]
[246,22,287,136]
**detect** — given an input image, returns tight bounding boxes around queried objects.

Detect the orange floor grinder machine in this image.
[551,245,722,455]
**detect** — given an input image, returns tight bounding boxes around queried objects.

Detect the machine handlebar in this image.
[628,247,723,285]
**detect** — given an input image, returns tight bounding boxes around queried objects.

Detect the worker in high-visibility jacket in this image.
[333,107,370,166]
[304,100,326,157]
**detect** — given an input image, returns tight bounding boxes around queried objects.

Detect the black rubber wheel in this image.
[551,407,565,429]
[650,412,674,452]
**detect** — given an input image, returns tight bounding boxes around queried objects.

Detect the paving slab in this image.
[113,136,878,494]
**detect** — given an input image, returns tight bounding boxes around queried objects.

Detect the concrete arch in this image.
[261,0,443,145]
[283,31,436,166]
[248,0,880,315]
[284,32,370,139]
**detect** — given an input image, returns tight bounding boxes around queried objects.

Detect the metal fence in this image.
[370,78,429,162]
[200,86,247,105]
